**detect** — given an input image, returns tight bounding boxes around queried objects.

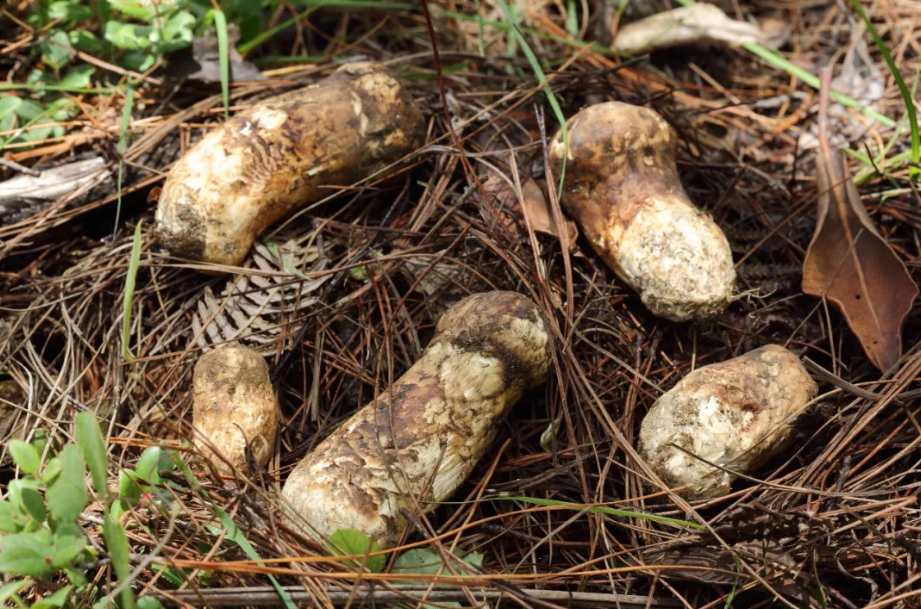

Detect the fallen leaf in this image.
[613,4,766,56]
[482,171,578,246]
[802,70,918,371]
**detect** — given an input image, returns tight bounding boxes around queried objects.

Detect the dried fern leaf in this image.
[192,232,330,355]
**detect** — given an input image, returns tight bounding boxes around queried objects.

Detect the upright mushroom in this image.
[549,102,735,321]
[193,346,278,473]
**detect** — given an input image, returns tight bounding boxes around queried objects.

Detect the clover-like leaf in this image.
[327,529,385,573]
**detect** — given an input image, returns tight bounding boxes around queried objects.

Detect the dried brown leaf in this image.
[192,233,329,355]
[482,171,578,246]
[802,72,918,370]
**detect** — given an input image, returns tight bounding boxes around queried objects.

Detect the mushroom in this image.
[193,346,278,473]
[639,345,817,499]
[549,101,735,321]
[282,291,552,548]
[156,62,425,267]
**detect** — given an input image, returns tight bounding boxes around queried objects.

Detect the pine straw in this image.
[2,2,921,608]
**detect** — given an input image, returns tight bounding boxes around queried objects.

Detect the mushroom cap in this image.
[192,346,277,472]
[434,291,552,388]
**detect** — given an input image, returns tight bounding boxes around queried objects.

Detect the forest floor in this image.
[2,1,921,608]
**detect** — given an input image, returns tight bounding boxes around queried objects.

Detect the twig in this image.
[152,585,681,608]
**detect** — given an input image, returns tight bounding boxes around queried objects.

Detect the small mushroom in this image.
[549,102,735,321]
[639,345,817,499]
[192,346,278,473]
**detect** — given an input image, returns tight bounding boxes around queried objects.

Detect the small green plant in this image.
[1,0,272,151]
[390,544,484,609]
[325,528,485,609]
[0,411,165,609]
[325,528,386,573]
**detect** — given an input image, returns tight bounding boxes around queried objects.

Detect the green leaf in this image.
[109,0,153,19]
[119,469,143,501]
[0,501,23,533]
[212,8,230,120]
[15,99,44,121]
[0,97,22,121]
[392,548,442,578]
[159,10,195,49]
[42,458,62,484]
[47,97,76,121]
[104,21,153,50]
[20,488,46,523]
[74,411,108,496]
[64,565,87,586]
[69,30,105,53]
[52,532,86,568]
[46,445,87,525]
[41,31,72,70]
[0,532,55,577]
[327,529,385,573]
[0,579,32,603]
[136,597,164,609]
[121,220,143,360]
[136,446,162,484]
[31,585,72,609]
[391,547,481,582]
[462,551,484,568]
[120,51,157,72]
[49,1,92,23]
[103,516,134,609]
[59,64,96,90]
[7,479,40,514]
[8,440,40,474]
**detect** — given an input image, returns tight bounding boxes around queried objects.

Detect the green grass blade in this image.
[121,220,143,362]
[743,42,895,128]
[846,0,919,177]
[495,495,705,530]
[170,452,296,609]
[212,9,230,120]
[493,0,569,197]
[667,0,895,127]
[238,1,414,54]
[0,84,116,93]
[74,411,108,496]
[103,516,134,609]
[114,84,134,235]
